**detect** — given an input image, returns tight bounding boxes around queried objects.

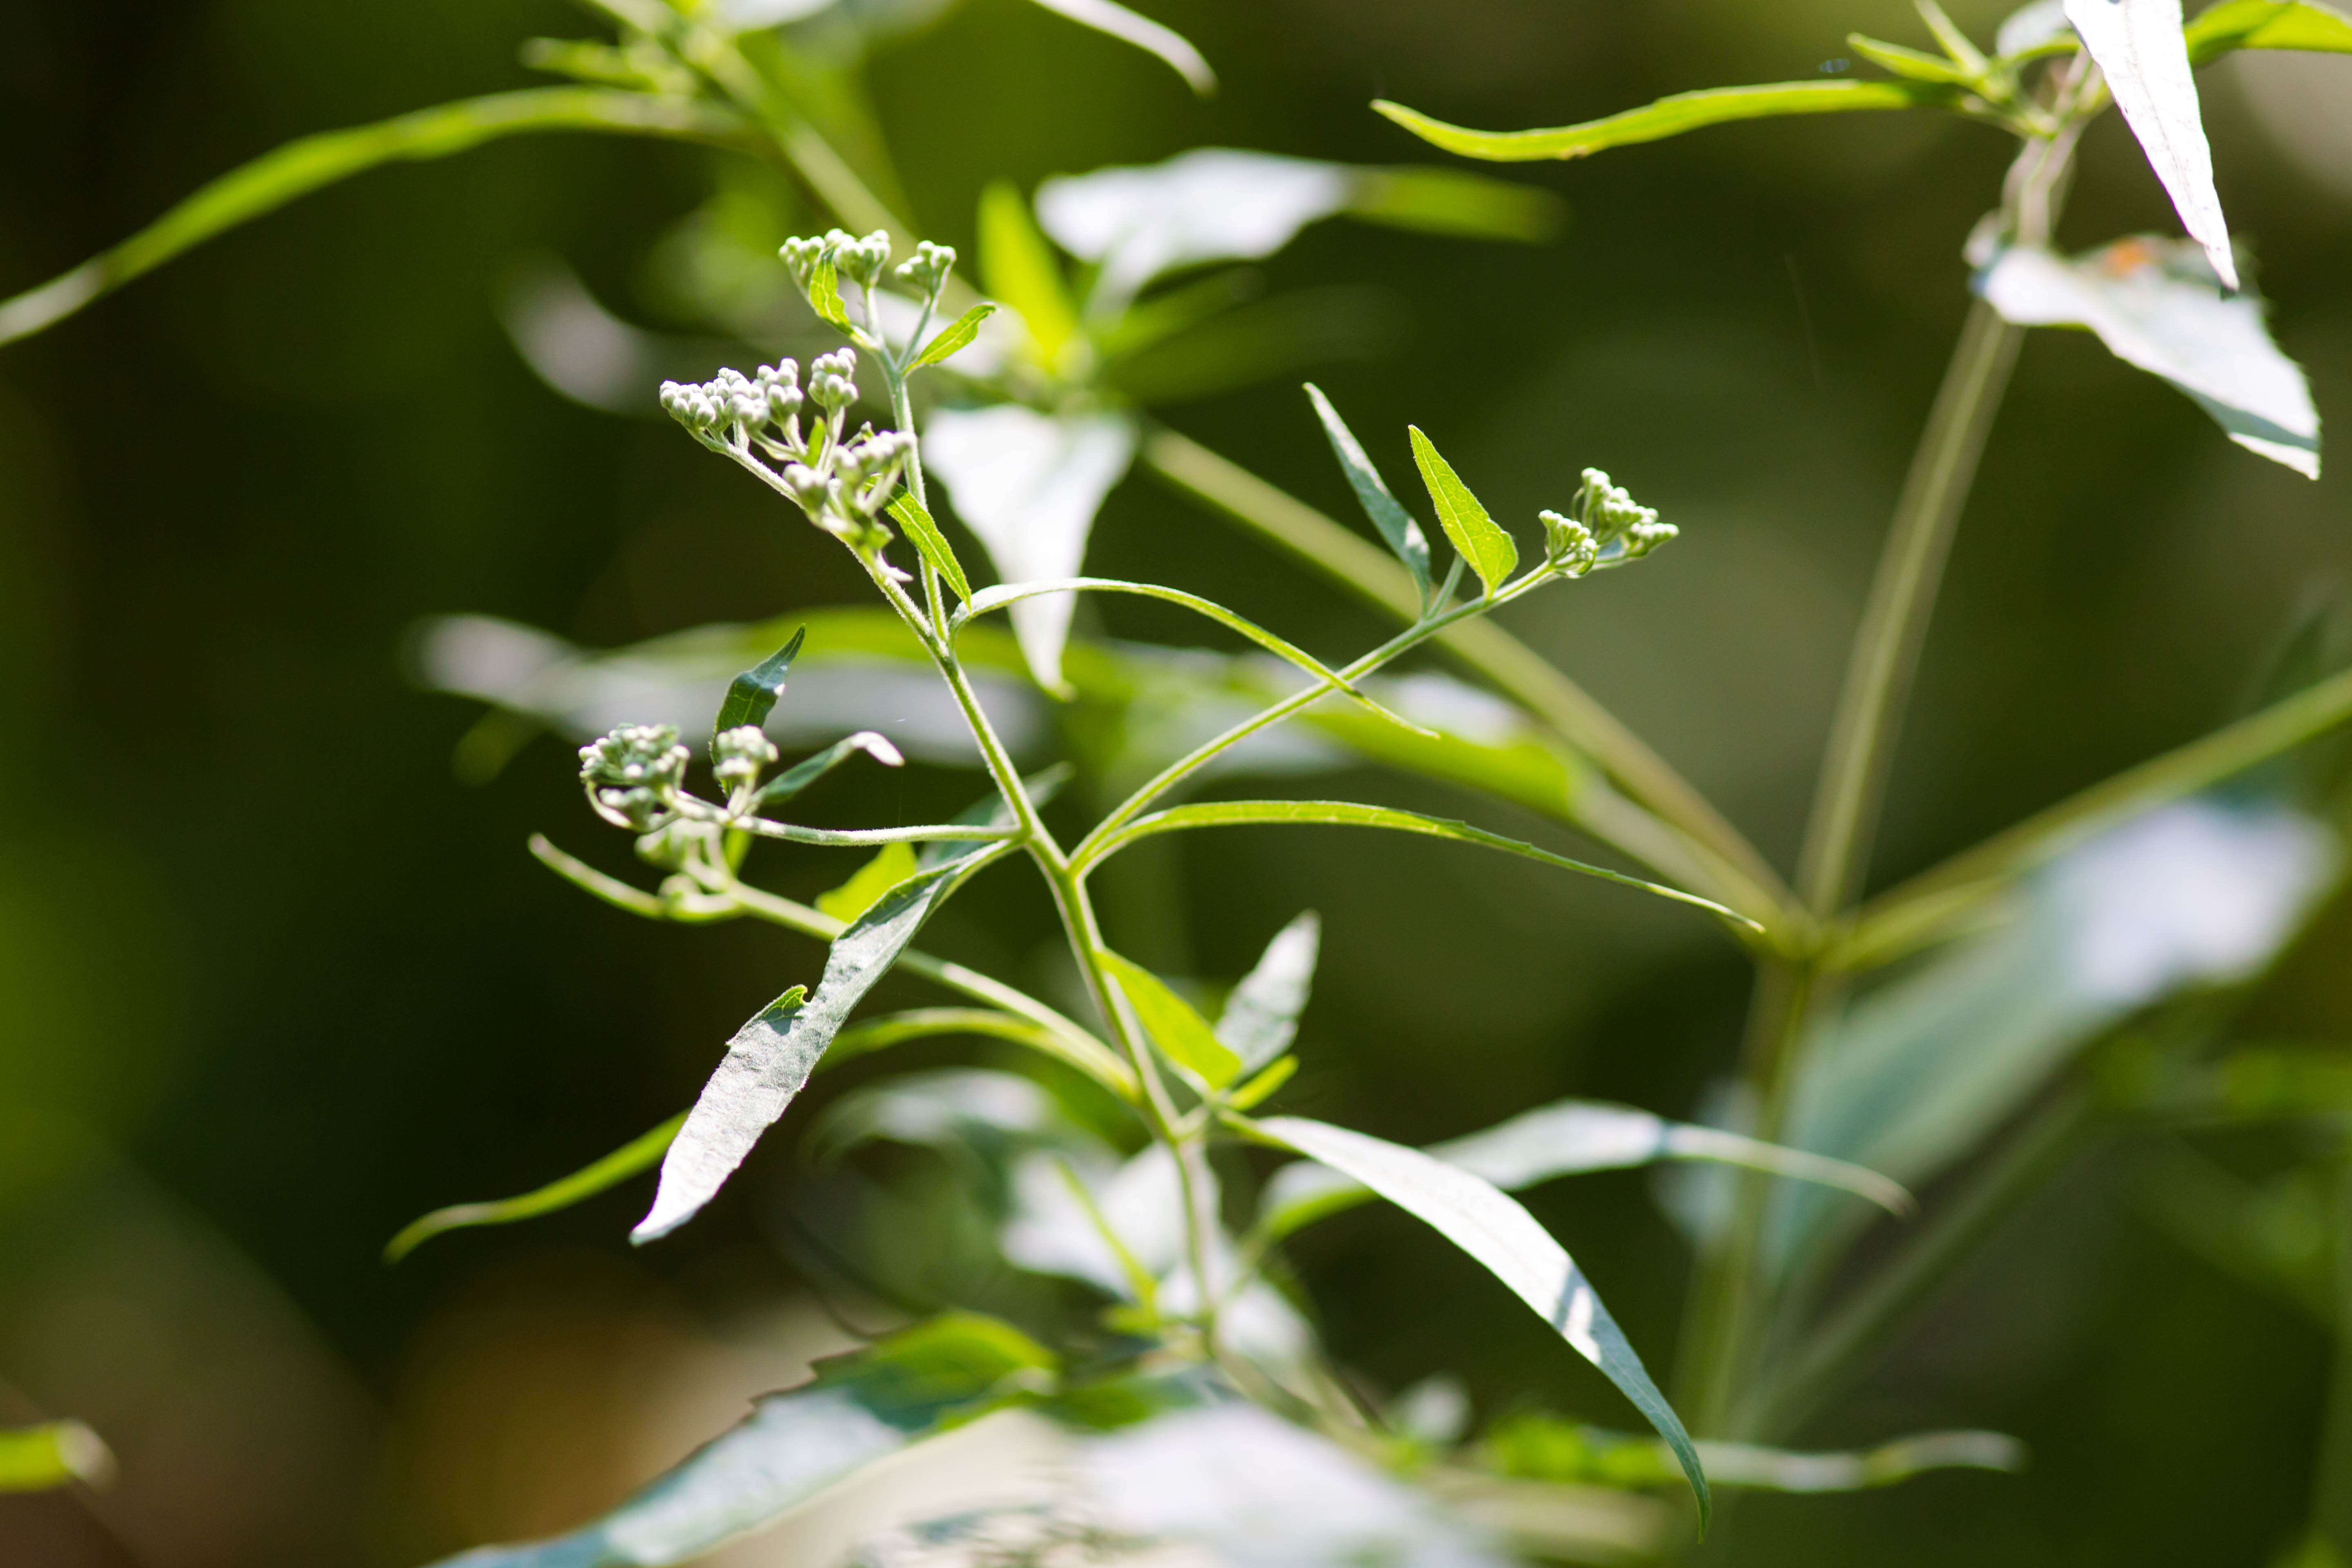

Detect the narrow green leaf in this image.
[1087,799,1762,933]
[1914,0,1991,72]
[1216,911,1320,1072]
[0,88,748,348]
[752,731,904,810]
[1370,81,1947,164]
[1243,1115,1709,1528]
[387,1111,690,1263]
[1022,0,1217,94]
[1099,951,1244,1088]
[2186,0,2352,61]
[2063,0,2238,290]
[1341,167,1564,243]
[0,1421,114,1493]
[1847,33,1979,82]
[1483,1411,2022,1493]
[1223,1054,1298,1111]
[909,302,999,371]
[806,252,856,334]
[1257,1096,1909,1238]
[424,1314,1056,1568]
[885,492,974,603]
[1305,386,1430,596]
[815,841,920,922]
[1407,426,1517,595]
[710,627,806,755]
[978,181,1080,372]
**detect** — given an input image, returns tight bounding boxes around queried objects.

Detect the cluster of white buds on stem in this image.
[1541,468,1673,575]
[580,724,693,833]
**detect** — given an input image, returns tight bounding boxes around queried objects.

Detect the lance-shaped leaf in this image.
[1216,912,1320,1073]
[1258,1098,1909,1238]
[1370,81,1948,164]
[815,842,919,922]
[1306,386,1431,598]
[1483,1411,2022,1494]
[1024,0,1216,95]
[2065,0,2238,289]
[1977,236,2318,475]
[710,627,806,755]
[922,405,1138,695]
[1242,1115,1708,1527]
[908,302,999,372]
[1408,427,1517,595]
[426,1314,1056,1568]
[1100,951,1243,1088]
[753,730,904,808]
[0,1421,115,1493]
[635,835,1018,1242]
[884,492,974,603]
[388,1111,688,1263]
[0,87,748,348]
[978,181,1080,371]
[2185,0,2352,60]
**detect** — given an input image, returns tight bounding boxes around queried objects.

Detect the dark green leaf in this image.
[2186,0,2352,61]
[1370,81,1948,163]
[885,492,974,603]
[1099,951,1243,1088]
[909,303,998,371]
[1408,426,1517,594]
[710,627,806,755]
[386,1110,690,1263]
[0,1421,114,1493]
[425,1314,1056,1567]
[1243,1115,1709,1528]
[1306,386,1430,597]
[1216,911,1321,1072]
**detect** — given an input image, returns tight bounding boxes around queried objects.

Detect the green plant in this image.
[10,1,2352,1564]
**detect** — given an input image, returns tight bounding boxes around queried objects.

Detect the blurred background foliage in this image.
[0,0,2348,1563]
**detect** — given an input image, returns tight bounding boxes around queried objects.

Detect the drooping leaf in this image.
[1257,1097,1909,1238]
[1216,912,1321,1072]
[0,87,748,348]
[1977,236,2318,475]
[425,1314,1056,1568]
[1306,386,1431,597]
[815,841,920,922]
[710,627,806,755]
[1408,427,1518,595]
[1482,1411,2022,1494]
[978,181,1081,371]
[922,405,1139,695]
[1022,0,1217,95]
[752,730,904,808]
[0,1421,114,1493]
[387,1111,688,1263]
[2186,0,2352,61]
[635,834,1019,1242]
[1100,951,1244,1088]
[1370,81,1949,164]
[2063,0,2238,289]
[1243,1115,1709,1527]
[1085,798,1760,932]
[907,302,999,371]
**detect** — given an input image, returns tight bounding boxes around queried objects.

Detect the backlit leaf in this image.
[1408,426,1518,595]
[752,731,904,809]
[710,627,806,754]
[1100,951,1244,1088]
[1306,385,1431,597]
[2063,0,2238,288]
[0,1421,114,1493]
[1216,911,1321,1072]
[1370,81,1947,163]
[908,302,998,371]
[2185,0,2352,61]
[815,841,920,922]
[978,181,1080,371]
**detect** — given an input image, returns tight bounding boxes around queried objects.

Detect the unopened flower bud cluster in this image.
[713,724,780,792]
[580,723,692,832]
[1542,469,1674,575]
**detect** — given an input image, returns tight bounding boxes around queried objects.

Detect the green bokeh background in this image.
[1,0,2348,1563]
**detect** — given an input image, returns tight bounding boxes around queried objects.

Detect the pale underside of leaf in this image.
[1022,0,1216,94]
[1216,911,1320,1072]
[2064,0,2240,288]
[1370,81,1945,163]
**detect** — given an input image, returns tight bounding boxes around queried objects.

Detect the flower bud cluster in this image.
[1539,510,1599,576]
[893,241,956,298]
[660,361,804,443]
[1574,469,1675,557]
[782,229,892,300]
[580,723,692,831]
[808,349,859,412]
[712,724,780,792]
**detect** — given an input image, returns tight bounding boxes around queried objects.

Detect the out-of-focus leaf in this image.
[885,492,974,604]
[1091,268,1258,361]
[711,627,806,753]
[808,1066,1085,1165]
[814,841,919,922]
[752,730,904,808]
[1038,149,1354,310]
[1098,286,1409,405]
[2063,0,2239,288]
[1978,236,2317,475]
[427,1314,1056,1568]
[635,833,1019,1241]
[978,181,1080,371]
[1483,1412,2022,1494]
[1408,427,1518,595]
[1341,166,1563,243]
[0,1421,114,1492]
[1086,799,1759,931]
[1848,34,1980,82]
[1100,951,1243,1088]
[923,405,1138,695]
[1243,1115,1708,1527]
[1370,81,1947,164]
[1307,385,1432,598]
[806,251,855,333]
[2136,1140,2338,1318]
[1225,1055,1298,1110]
[1023,0,1216,94]
[2186,0,2352,61]
[0,88,748,347]
[1258,1097,1908,1238]
[1004,1143,1196,1293]
[387,1111,688,1263]
[1998,0,2078,55]
[500,257,743,415]
[909,302,999,370]
[1216,912,1321,1072]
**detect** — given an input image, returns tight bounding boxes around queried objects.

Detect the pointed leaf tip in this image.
[1407,427,1518,595]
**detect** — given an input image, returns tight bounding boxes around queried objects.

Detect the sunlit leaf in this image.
[807,1065,1084,1165]
[425,1314,1056,1568]
[387,1111,687,1262]
[1370,81,1947,164]
[1215,912,1320,1073]
[0,88,748,348]
[1997,0,2078,56]
[806,252,855,333]
[1341,166,1563,243]
[752,730,904,808]
[710,627,806,754]
[1224,1054,1298,1111]
[814,841,920,922]
[1848,34,1980,83]
[2186,0,2352,61]
[909,302,999,371]
[0,1421,114,1493]
[1977,236,2318,475]
[1408,427,1518,595]
[978,181,1080,371]
[1100,951,1244,1088]
[1483,1411,2022,1494]
[2063,0,2238,288]
[1306,385,1432,598]
[1023,0,1217,94]
[1242,1115,1709,1527]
